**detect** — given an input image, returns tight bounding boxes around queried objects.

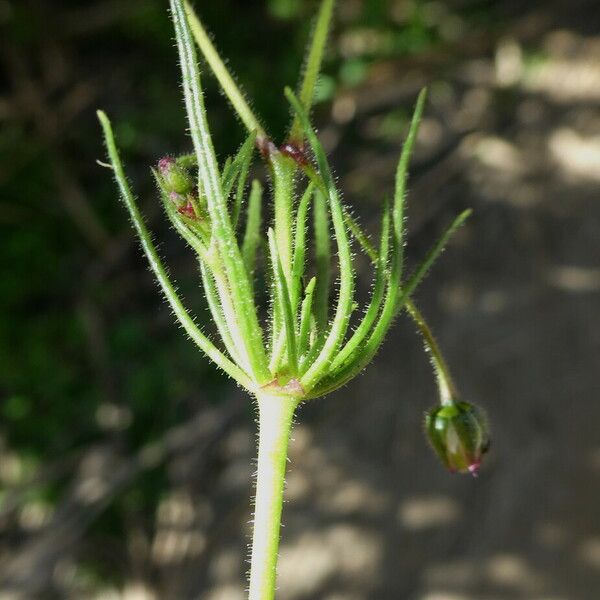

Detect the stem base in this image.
[248,393,297,600]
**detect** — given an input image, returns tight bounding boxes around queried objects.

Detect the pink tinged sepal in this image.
[177,200,197,219]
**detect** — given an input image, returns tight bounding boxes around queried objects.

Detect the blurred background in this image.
[1,0,600,598]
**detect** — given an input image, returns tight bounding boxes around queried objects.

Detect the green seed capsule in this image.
[425,401,489,476]
[158,156,194,195]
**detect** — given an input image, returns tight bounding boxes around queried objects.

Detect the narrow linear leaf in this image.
[298,277,317,358]
[200,261,242,365]
[219,131,256,227]
[291,182,315,314]
[393,209,472,315]
[221,156,233,180]
[313,188,331,332]
[171,0,220,193]
[233,140,254,229]
[285,88,355,391]
[171,0,270,382]
[337,199,469,391]
[289,0,336,143]
[344,209,378,263]
[271,156,296,282]
[331,203,391,371]
[207,255,258,375]
[184,0,265,136]
[394,88,427,223]
[394,87,427,276]
[307,166,406,395]
[97,110,252,389]
[269,329,286,374]
[242,180,263,280]
[310,209,471,397]
[268,228,298,374]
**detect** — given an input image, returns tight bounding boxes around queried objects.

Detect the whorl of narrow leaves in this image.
[99,4,480,600]
[98,0,470,402]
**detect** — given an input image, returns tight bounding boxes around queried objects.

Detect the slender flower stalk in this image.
[407,300,458,406]
[407,301,490,476]
[98,1,479,598]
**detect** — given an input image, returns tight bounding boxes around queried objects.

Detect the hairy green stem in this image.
[249,393,297,600]
[406,300,458,405]
[184,0,265,136]
[171,0,270,384]
[289,0,335,143]
[97,110,254,389]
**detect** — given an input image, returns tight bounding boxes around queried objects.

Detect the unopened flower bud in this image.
[425,401,489,476]
[158,156,193,195]
[168,190,186,208]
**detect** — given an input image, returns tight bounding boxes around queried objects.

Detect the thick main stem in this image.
[248,393,297,600]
